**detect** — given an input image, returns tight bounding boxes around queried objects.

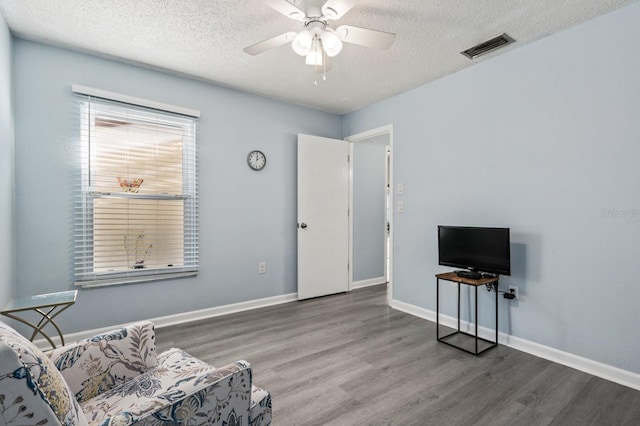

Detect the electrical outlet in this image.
[509,285,518,299]
[258,261,266,274]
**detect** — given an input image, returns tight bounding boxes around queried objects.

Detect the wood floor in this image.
[155,284,640,425]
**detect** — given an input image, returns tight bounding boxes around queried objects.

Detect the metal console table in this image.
[1,290,78,349]
[435,272,498,356]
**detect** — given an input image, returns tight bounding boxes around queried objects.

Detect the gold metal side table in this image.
[1,290,78,349]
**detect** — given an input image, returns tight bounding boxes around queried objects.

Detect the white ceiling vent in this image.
[461,33,515,59]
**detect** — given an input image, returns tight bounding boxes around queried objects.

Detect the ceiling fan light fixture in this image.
[305,50,323,66]
[320,31,343,57]
[305,38,323,65]
[292,30,313,56]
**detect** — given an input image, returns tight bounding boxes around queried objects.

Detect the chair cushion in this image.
[0,320,88,425]
[80,348,253,425]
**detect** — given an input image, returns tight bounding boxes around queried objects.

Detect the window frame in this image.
[73,85,199,288]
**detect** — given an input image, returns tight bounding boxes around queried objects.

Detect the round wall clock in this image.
[247,150,267,171]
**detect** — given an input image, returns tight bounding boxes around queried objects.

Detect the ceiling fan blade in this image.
[335,25,396,50]
[322,0,359,20]
[265,0,306,21]
[244,32,297,56]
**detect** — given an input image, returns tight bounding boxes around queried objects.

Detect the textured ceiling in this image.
[0,0,637,114]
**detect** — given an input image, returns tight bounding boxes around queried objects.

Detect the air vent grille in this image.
[461,33,515,59]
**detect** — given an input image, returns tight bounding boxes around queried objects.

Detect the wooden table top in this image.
[436,272,499,286]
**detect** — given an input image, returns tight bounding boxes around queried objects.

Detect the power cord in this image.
[484,283,498,292]
[484,283,517,300]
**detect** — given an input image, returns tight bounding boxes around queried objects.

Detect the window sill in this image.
[75,270,198,288]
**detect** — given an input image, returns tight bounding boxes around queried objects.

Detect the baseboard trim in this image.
[150,292,298,329]
[390,299,640,391]
[35,292,298,350]
[352,277,387,289]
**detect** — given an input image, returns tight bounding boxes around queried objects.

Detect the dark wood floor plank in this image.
[155,284,640,425]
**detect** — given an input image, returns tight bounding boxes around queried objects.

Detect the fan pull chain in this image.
[313,46,328,86]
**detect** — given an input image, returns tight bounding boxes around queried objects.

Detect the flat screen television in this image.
[438,226,511,276]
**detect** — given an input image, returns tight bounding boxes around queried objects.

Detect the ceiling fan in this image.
[244,0,395,66]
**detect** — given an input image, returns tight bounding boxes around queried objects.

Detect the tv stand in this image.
[435,272,499,356]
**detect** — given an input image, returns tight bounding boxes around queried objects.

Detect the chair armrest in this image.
[80,348,254,425]
[147,357,254,425]
[47,320,158,402]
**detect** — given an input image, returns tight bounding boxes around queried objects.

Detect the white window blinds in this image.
[73,88,199,287]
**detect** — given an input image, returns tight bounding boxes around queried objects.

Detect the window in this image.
[73,86,199,287]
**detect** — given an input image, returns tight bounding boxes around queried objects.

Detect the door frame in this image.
[345,124,394,304]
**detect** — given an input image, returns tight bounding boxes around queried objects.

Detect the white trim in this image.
[35,292,297,350]
[76,271,198,288]
[71,84,200,117]
[353,277,387,289]
[345,124,394,304]
[348,141,354,292]
[150,292,297,329]
[390,298,640,391]
[390,299,437,322]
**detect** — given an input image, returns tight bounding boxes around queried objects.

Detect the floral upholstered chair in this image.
[0,319,271,425]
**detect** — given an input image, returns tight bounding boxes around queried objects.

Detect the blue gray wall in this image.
[7,1,640,377]
[0,13,14,307]
[344,2,640,374]
[12,39,342,333]
[352,134,387,282]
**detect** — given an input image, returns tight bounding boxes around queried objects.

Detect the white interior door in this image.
[298,134,349,300]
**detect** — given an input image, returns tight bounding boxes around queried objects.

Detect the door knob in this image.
[300,223,308,229]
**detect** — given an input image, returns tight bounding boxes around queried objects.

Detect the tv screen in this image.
[438,226,511,276]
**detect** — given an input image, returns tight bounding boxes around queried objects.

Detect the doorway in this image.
[346,125,393,304]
